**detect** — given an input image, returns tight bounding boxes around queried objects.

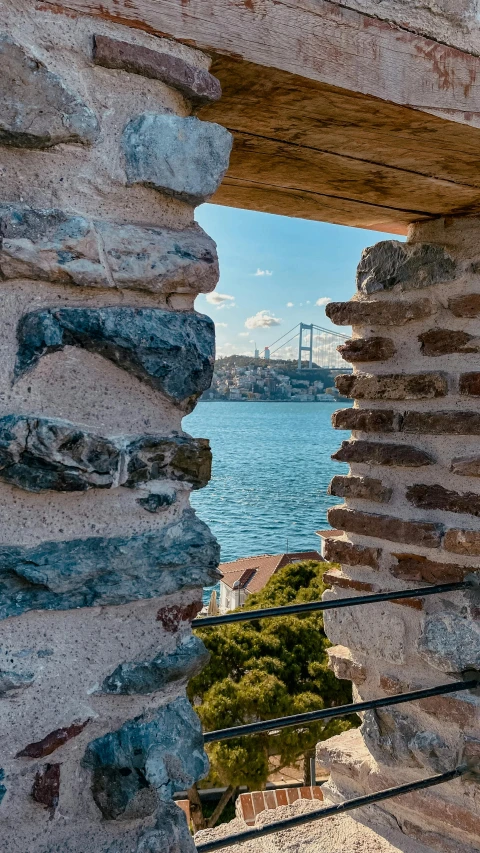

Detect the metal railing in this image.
[194,577,478,850]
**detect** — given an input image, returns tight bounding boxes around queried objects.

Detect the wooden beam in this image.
[42,0,480,128]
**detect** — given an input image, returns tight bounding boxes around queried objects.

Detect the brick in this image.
[237,793,255,824]
[417,695,478,728]
[332,439,434,467]
[323,568,374,592]
[156,600,202,632]
[356,241,456,295]
[419,329,480,356]
[327,506,443,548]
[337,337,396,362]
[299,787,313,800]
[175,800,191,823]
[336,372,448,401]
[448,292,480,317]
[312,786,324,801]
[407,483,480,517]
[451,456,480,476]
[287,788,299,804]
[31,764,60,815]
[92,35,221,105]
[326,298,432,327]
[459,373,480,395]
[324,537,380,569]
[275,789,288,807]
[264,790,277,810]
[251,791,265,817]
[327,645,367,684]
[391,553,473,584]
[444,528,480,555]
[379,674,407,695]
[403,410,480,435]
[332,407,399,433]
[328,474,392,502]
[392,596,424,610]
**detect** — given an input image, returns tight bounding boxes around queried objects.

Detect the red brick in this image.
[460,372,480,396]
[237,793,255,825]
[327,506,443,548]
[312,786,324,802]
[403,410,480,435]
[16,720,89,758]
[332,407,398,433]
[391,596,424,610]
[448,293,480,317]
[287,788,300,804]
[419,329,480,356]
[93,35,221,105]
[323,568,374,593]
[324,537,380,570]
[275,789,288,807]
[407,483,480,518]
[444,528,480,555]
[391,553,472,584]
[328,474,392,503]
[252,791,265,817]
[337,337,396,362]
[299,786,313,799]
[332,439,434,467]
[326,298,432,327]
[264,791,277,810]
[336,372,447,401]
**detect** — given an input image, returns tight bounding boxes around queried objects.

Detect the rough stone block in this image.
[403,410,480,435]
[15,307,215,408]
[323,537,380,569]
[356,241,456,295]
[0,415,211,492]
[332,407,399,433]
[100,635,209,695]
[0,205,219,294]
[337,337,396,362]
[82,697,208,819]
[419,329,480,356]
[327,506,443,548]
[0,36,99,148]
[419,612,480,672]
[362,708,452,773]
[444,528,480,555]
[326,298,432,327]
[326,645,367,684]
[336,372,448,400]
[323,567,374,592]
[123,114,232,205]
[448,293,480,317]
[323,601,407,663]
[407,483,480,517]
[391,553,474,584]
[459,372,480,395]
[451,456,480,476]
[0,510,220,620]
[137,801,197,852]
[328,474,392,502]
[332,439,434,467]
[93,35,221,106]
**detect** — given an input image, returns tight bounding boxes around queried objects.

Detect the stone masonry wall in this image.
[321,216,480,853]
[0,3,231,851]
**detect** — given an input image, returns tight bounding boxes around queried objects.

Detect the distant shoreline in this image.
[200,399,351,403]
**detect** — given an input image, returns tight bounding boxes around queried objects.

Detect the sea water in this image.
[183,401,350,604]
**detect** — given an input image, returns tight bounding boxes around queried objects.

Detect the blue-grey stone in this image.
[356,241,457,295]
[0,769,5,805]
[418,612,480,673]
[15,307,215,408]
[137,801,196,852]
[0,36,99,148]
[0,510,220,620]
[0,669,34,695]
[100,635,209,695]
[0,204,219,293]
[82,697,208,820]
[0,415,211,492]
[123,114,232,205]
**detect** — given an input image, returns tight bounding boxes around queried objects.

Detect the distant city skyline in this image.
[195,204,404,359]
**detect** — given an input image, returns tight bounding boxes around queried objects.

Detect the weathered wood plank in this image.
[42,0,480,128]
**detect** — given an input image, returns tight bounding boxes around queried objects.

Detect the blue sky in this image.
[195,204,403,360]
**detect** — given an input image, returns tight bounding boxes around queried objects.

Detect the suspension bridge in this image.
[260,322,349,370]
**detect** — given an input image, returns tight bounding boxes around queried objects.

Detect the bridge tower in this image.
[298,322,314,369]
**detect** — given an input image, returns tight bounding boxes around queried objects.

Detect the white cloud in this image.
[253,269,273,277]
[215,322,228,328]
[206,292,236,309]
[245,310,282,329]
[238,331,249,337]
[286,302,294,308]
[316,296,332,307]
[306,300,311,305]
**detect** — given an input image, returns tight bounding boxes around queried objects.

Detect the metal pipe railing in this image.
[203,678,478,743]
[193,581,471,628]
[195,765,468,852]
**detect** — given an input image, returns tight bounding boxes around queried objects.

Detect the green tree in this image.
[188,560,356,828]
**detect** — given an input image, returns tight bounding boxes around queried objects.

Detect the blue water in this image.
[183,402,350,604]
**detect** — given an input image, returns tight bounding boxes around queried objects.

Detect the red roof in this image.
[219,551,321,594]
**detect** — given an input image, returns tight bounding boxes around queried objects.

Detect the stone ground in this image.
[194,799,434,853]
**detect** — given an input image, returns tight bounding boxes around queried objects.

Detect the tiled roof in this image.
[219,551,321,594]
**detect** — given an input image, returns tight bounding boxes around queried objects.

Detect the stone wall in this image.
[322,216,480,853]
[0,3,231,851]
